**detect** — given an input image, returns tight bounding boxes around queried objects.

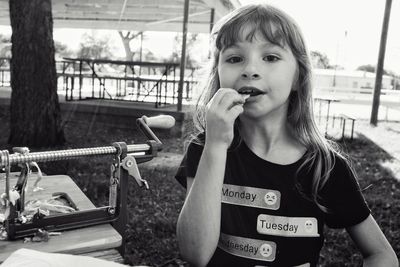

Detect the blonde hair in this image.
[192,4,346,212]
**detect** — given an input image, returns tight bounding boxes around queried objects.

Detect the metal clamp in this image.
[121,155,149,190]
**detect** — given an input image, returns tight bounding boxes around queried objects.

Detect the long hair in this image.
[192,4,346,212]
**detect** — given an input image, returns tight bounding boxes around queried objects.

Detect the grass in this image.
[1,105,399,266]
[319,129,400,266]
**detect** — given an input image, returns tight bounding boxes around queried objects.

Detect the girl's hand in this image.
[205,88,248,149]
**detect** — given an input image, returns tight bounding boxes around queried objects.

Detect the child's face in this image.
[218,28,298,121]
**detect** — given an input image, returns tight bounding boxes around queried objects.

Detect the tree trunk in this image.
[8,0,65,148]
[118,31,142,61]
[120,35,135,61]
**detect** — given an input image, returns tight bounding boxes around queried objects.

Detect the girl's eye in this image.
[226,56,243,63]
[264,55,280,62]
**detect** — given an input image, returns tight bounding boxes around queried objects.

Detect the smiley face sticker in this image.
[304,220,314,233]
[264,192,278,206]
[259,243,273,258]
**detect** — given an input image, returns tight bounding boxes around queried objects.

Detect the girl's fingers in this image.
[221,94,245,111]
[206,88,229,111]
[205,88,246,146]
[228,104,244,119]
[211,88,247,111]
[242,94,250,102]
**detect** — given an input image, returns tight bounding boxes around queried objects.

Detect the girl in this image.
[175,4,397,267]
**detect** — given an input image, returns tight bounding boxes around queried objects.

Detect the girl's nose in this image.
[241,64,261,80]
[241,72,260,79]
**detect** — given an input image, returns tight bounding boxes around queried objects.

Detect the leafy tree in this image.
[77,33,113,59]
[54,40,74,59]
[310,51,332,69]
[0,34,11,69]
[0,34,10,42]
[141,49,156,62]
[9,0,65,147]
[118,31,143,61]
[330,64,344,71]
[356,64,393,76]
[357,64,377,73]
[167,33,200,68]
[0,33,11,58]
[391,77,400,90]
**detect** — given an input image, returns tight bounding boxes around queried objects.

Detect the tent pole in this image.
[177,0,190,112]
[370,0,392,126]
[209,8,215,33]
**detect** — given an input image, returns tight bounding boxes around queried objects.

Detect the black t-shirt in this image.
[175,136,370,267]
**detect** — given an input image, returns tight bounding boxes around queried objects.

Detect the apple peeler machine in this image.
[0,115,175,254]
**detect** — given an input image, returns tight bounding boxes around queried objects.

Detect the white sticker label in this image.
[222,184,281,210]
[255,262,310,267]
[257,214,319,237]
[218,233,276,262]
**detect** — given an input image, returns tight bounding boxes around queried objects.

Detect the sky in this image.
[240,0,400,73]
[1,0,399,74]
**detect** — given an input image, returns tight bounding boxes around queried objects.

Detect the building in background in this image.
[313,68,393,90]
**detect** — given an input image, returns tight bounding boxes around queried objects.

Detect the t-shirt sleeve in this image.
[175,138,204,188]
[320,155,370,229]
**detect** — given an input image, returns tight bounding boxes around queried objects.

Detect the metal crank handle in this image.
[136,115,175,148]
[121,155,149,189]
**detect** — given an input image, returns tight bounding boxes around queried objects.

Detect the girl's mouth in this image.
[238,86,264,97]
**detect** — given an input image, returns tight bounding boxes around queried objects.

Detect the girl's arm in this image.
[176,89,247,267]
[177,143,228,267]
[346,214,398,267]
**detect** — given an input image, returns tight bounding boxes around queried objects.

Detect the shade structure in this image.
[0,0,241,32]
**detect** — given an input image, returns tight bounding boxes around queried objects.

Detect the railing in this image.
[0,57,198,108]
[58,58,198,108]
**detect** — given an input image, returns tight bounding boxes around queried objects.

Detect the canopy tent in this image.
[0,0,241,33]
